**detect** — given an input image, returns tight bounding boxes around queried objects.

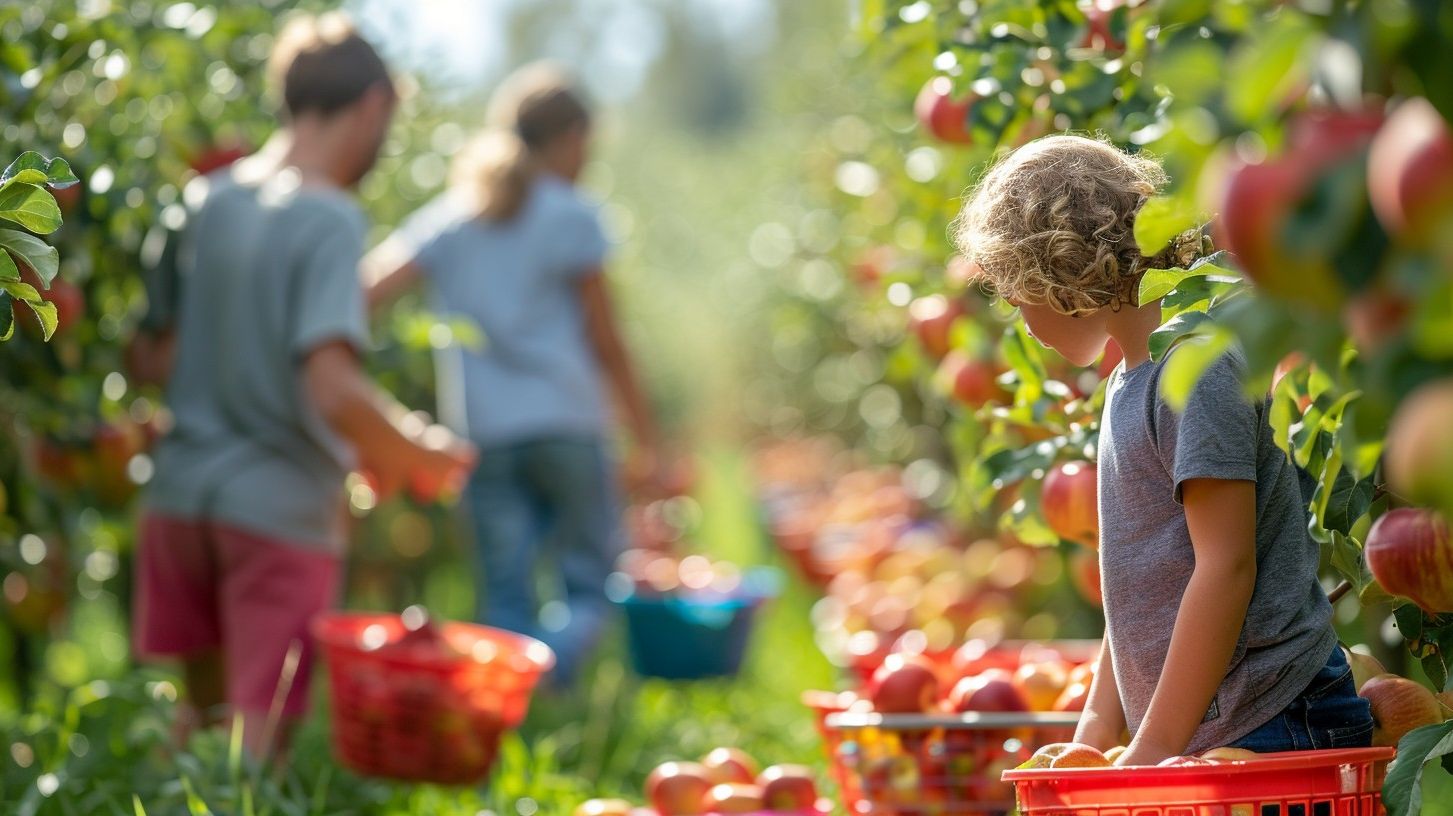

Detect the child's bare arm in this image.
[578,271,660,458]
[303,340,475,500]
[1116,478,1257,765]
[1075,638,1126,750]
[360,237,423,314]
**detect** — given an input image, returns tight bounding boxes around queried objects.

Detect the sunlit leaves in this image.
[0,229,60,285]
[0,182,63,234]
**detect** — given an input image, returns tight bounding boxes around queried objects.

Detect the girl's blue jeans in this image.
[465,435,621,686]
[1229,645,1375,752]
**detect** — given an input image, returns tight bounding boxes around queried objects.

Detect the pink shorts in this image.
[133,512,339,718]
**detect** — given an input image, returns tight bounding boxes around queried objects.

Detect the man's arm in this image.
[302,340,475,500]
[361,236,424,314]
[1115,478,1258,765]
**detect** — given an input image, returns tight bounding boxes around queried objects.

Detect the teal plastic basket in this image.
[612,567,781,679]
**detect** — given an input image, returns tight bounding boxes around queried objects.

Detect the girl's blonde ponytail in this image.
[452,62,589,222]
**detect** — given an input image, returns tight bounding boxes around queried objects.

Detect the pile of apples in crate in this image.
[574,748,828,816]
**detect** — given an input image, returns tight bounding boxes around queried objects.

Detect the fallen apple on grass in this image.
[757,764,819,812]
[646,761,714,816]
[701,747,759,786]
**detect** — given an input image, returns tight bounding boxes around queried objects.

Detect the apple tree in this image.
[781,0,1453,805]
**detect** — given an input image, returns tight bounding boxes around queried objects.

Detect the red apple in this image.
[946,668,1029,713]
[938,350,1008,409]
[1079,0,1126,54]
[1368,97,1453,240]
[907,294,966,360]
[700,747,759,786]
[91,420,145,506]
[1042,461,1098,549]
[646,761,713,816]
[1365,508,1453,613]
[1360,673,1444,747]
[1013,661,1070,712]
[1069,548,1102,607]
[868,653,941,713]
[189,143,249,176]
[700,783,763,814]
[915,76,975,145]
[1386,378,1453,519]
[1343,287,1412,353]
[1214,109,1384,313]
[1054,679,1091,712]
[950,638,1016,678]
[757,764,819,812]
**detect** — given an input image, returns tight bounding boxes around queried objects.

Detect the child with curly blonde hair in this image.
[955,135,1371,763]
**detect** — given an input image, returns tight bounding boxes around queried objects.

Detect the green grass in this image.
[0,447,841,815]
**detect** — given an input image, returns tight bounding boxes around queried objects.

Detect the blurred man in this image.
[126,12,475,759]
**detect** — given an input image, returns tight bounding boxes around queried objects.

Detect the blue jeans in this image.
[1230,645,1374,752]
[466,436,621,686]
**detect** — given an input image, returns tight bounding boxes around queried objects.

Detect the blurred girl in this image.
[364,63,660,685]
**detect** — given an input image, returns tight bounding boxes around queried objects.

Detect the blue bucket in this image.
[613,567,781,680]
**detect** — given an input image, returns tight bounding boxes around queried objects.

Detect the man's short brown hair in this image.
[268,12,393,120]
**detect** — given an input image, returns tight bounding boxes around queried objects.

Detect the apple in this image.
[868,653,941,713]
[1344,646,1387,693]
[950,638,1016,678]
[1013,661,1070,712]
[907,294,966,360]
[573,799,633,816]
[947,668,1029,713]
[1361,673,1444,747]
[1054,679,1091,712]
[51,178,83,215]
[1367,96,1453,240]
[1051,743,1112,768]
[1364,508,1453,613]
[646,761,713,816]
[938,350,1008,409]
[189,142,249,176]
[1199,747,1259,762]
[1079,0,1126,54]
[914,76,975,145]
[1386,379,1453,520]
[1042,461,1098,549]
[1213,109,1384,312]
[1103,745,1128,764]
[91,420,145,505]
[1343,287,1412,353]
[700,783,763,814]
[757,764,818,812]
[1069,548,1102,607]
[700,747,759,786]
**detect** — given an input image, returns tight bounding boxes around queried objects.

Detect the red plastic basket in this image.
[1002,747,1395,816]
[313,612,554,785]
[806,693,1080,815]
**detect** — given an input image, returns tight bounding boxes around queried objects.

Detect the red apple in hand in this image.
[1042,461,1098,549]
[757,764,819,812]
[1365,508,1453,613]
[701,783,764,814]
[869,653,941,713]
[915,77,975,145]
[646,761,713,816]
[701,747,759,786]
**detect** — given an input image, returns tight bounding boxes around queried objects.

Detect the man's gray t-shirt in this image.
[1097,345,1336,753]
[143,168,369,553]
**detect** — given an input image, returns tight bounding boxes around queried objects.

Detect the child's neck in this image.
[1104,300,1163,369]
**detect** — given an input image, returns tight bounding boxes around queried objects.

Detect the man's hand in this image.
[405,424,476,503]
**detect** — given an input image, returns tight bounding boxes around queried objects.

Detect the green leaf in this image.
[0,182,63,234]
[1159,331,1231,411]
[1322,471,1374,534]
[1225,15,1317,125]
[0,278,58,340]
[1149,310,1211,361]
[1140,267,1198,305]
[0,246,17,281]
[0,292,12,341]
[0,229,58,285]
[1396,603,1427,647]
[1135,195,1202,258]
[1,152,78,189]
[1383,720,1453,816]
[1327,530,1371,593]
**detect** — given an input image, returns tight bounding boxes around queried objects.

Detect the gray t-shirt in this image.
[142,168,369,552]
[1097,344,1336,753]
[387,175,610,446]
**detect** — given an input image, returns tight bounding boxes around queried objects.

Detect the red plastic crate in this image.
[1002,747,1395,816]
[806,693,1080,815]
[313,612,554,785]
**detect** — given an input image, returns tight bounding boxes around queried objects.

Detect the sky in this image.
[349,0,778,104]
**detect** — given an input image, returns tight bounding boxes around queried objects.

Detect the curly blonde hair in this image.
[953,134,1193,316]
